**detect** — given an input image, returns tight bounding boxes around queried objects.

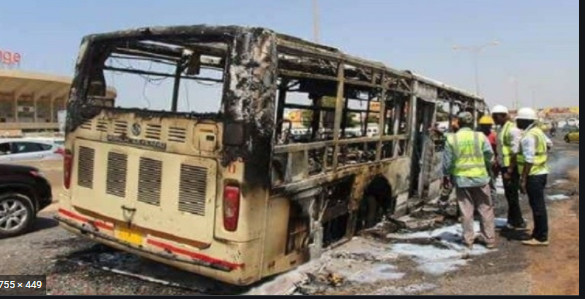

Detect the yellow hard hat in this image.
[479,115,494,125]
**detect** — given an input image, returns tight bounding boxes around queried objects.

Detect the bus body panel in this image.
[57,25,486,286]
[71,138,217,244]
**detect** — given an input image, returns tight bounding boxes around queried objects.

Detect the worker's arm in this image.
[442,137,454,188]
[482,135,495,167]
[519,135,536,194]
[507,127,522,175]
[545,134,553,151]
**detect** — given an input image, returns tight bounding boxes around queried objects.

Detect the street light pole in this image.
[472,51,480,96]
[312,0,320,43]
[453,40,500,96]
[509,76,520,110]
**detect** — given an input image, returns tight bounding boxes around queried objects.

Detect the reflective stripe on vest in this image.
[448,130,488,178]
[499,121,514,167]
[518,127,548,176]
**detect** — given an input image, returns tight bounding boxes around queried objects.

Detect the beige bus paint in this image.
[59,171,266,286]
[58,220,263,286]
[261,196,309,277]
[71,138,217,243]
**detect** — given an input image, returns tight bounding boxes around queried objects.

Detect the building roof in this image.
[0,69,116,99]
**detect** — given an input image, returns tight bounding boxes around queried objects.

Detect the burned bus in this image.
[56,25,486,285]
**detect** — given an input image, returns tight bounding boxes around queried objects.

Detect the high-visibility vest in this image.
[518,127,549,176]
[447,129,488,178]
[498,121,514,167]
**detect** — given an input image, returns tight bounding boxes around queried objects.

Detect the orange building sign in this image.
[287,110,303,122]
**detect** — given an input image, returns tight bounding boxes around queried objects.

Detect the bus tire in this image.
[356,195,380,231]
[365,195,380,228]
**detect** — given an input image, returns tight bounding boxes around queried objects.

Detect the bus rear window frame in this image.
[80,38,231,115]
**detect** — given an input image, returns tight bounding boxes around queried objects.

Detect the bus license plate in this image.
[115,226,143,246]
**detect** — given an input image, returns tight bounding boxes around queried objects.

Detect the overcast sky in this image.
[0,0,579,112]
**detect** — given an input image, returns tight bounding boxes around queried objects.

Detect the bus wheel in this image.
[357,195,381,231]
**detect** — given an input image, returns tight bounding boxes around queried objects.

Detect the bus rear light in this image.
[63,149,73,189]
[223,185,240,232]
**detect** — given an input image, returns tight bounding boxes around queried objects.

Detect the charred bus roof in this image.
[78,24,483,105]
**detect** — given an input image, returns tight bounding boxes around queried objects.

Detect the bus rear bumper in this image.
[54,214,254,286]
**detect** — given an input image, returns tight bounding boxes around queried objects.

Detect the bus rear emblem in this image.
[131,123,142,136]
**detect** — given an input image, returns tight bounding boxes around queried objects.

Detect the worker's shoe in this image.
[522,239,549,246]
[474,237,497,249]
[485,243,497,249]
[506,223,528,231]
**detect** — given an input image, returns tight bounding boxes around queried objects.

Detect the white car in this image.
[366,127,379,137]
[0,139,64,162]
[567,118,578,127]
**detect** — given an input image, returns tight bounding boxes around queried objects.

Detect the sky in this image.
[0,0,579,111]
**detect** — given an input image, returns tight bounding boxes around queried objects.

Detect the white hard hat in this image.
[516,107,538,120]
[491,105,509,114]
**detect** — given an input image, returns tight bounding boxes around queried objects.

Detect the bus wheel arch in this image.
[357,176,394,230]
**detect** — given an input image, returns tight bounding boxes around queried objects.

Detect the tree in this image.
[366,114,379,124]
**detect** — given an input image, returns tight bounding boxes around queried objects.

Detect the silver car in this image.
[0,139,63,162]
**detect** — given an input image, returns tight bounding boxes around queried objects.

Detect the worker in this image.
[443,112,496,250]
[450,116,460,133]
[478,115,498,206]
[439,115,461,203]
[549,121,557,137]
[491,105,526,230]
[516,107,552,246]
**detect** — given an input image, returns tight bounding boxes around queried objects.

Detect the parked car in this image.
[26,137,65,147]
[0,164,53,238]
[566,118,578,127]
[0,139,64,162]
[564,129,579,143]
[366,126,379,137]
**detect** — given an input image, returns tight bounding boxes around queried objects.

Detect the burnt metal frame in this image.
[67,25,485,190]
[272,31,486,192]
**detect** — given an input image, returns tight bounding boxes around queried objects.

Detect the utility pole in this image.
[313,0,320,43]
[509,76,520,110]
[453,40,500,96]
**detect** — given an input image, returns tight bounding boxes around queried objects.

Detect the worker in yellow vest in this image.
[492,105,527,230]
[516,107,552,246]
[443,112,496,250]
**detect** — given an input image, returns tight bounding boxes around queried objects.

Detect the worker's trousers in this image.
[527,174,549,242]
[500,167,526,227]
[456,184,496,246]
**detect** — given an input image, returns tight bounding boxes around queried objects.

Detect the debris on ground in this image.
[367,283,438,295]
[547,194,571,201]
[387,222,494,276]
[327,273,344,287]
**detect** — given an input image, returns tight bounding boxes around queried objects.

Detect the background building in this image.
[0,69,116,137]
